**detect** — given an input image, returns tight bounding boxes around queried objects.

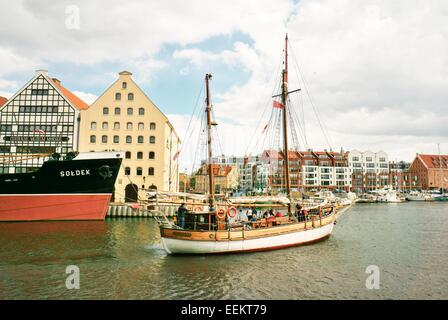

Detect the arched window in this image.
[102,122,108,130]
[103,107,109,115]
[126,136,132,144]
[126,122,133,130]
[138,122,144,130]
[136,167,142,176]
[113,135,119,144]
[148,167,154,176]
[124,167,130,175]
[114,122,120,130]
[115,93,121,100]
[137,151,143,159]
[137,136,144,144]
[150,122,156,130]
[149,136,156,144]
[90,122,97,129]
[101,135,108,143]
[127,107,133,115]
[122,82,127,89]
[90,135,96,143]
[128,93,134,101]
[114,107,121,115]
[149,151,155,159]
[138,107,144,115]
[125,151,131,159]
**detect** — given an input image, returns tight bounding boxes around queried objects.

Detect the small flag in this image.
[273,100,284,109]
[33,129,45,134]
[173,151,180,160]
[262,123,269,134]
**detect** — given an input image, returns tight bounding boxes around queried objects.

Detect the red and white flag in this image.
[273,100,284,109]
[173,151,180,160]
[33,129,45,134]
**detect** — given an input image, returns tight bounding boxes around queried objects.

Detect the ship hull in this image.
[0,194,111,221]
[160,213,336,255]
[0,152,122,221]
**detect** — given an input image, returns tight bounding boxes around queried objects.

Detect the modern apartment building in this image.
[348,150,389,192]
[0,70,88,173]
[78,71,180,202]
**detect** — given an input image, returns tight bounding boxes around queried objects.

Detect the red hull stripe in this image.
[0,194,111,221]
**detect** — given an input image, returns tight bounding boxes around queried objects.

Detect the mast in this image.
[438,143,444,193]
[205,74,215,208]
[282,34,292,214]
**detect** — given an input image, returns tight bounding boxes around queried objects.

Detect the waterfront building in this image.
[0,70,88,174]
[389,161,411,190]
[193,163,238,195]
[78,71,180,202]
[407,154,448,190]
[348,150,389,192]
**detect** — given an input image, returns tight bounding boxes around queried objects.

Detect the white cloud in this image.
[72,91,98,105]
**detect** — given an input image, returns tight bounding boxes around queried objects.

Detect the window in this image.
[101,135,108,143]
[138,136,144,144]
[148,167,154,176]
[149,151,155,159]
[352,156,359,162]
[137,152,143,159]
[138,122,144,130]
[114,122,120,130]
[126,122,133,130]
[102,122,108,130]
[128,93,134,101]
[136,167,142,176]
[103,107,109,115]
[31,89,49,95]
[138,107,144,115]
[0,124,12,132]
[124,167,130,175]
[127,108,133,115]
[90,122,97,130]
[114,107,121,115]
[379,157,386,162]
[0,146,11,153]
[115,93,121,100]
[366,157,373,162]
[126,136,132,144]
[149,136,156,144]
[122,82,127,89]
[125,151,131,159]
[113,136,119,144]
[90,135,96,143]
[150,123,156,130]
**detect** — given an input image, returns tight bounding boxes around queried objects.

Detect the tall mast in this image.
[282,34,292,214]
[438,143,444,193]
[205,74,215,208]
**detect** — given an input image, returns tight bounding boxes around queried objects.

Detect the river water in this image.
[0,202,447,299]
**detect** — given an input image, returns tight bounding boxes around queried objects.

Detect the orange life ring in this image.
[216,208,226,219]
[227,206,237,218]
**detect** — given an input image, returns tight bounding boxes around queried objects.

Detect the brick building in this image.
[408,154,448,190]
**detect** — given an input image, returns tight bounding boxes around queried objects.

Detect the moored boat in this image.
[0,151,123,221]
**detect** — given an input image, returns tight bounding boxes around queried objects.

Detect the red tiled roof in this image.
[0,96,7,107]
[418,154,448,169]
[50,78,89,110]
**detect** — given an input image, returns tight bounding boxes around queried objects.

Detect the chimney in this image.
[35,69,48,76]
[52,78,61,85]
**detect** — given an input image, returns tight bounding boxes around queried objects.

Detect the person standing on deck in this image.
[177,203,187,229]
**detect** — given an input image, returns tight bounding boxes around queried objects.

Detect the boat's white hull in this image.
[161,222,334,255]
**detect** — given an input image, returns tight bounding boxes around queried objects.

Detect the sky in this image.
[0,0,447,171]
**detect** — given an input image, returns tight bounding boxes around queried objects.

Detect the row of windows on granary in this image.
[124,167,155,176]
[102,107,146,115]
[89,135,156,144]
[115,92,133,101]
[90,121,156,130]
[125,151,155,160]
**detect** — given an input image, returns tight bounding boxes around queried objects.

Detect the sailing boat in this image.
[157,35,337,255]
